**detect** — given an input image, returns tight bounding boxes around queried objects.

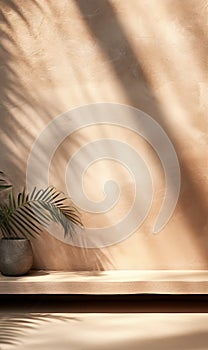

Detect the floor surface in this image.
[1,312,208,350]
[0,295,208,350]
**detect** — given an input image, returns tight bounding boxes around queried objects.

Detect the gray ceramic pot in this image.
[0,238,33,276]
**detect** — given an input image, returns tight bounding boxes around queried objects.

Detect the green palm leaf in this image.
[0,186,82,238]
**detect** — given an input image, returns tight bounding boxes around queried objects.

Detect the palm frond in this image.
[0,186,82,238]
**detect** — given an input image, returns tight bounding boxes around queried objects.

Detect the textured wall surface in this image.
[0,0,207,270]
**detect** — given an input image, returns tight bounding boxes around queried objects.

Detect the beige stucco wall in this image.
[0,0,207,270]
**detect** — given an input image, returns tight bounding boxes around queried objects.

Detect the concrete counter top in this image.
[0,270,208,294]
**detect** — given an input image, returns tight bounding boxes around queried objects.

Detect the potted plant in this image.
[0,172,82,276]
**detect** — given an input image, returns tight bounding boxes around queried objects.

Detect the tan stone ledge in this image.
[0,270,208,294]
